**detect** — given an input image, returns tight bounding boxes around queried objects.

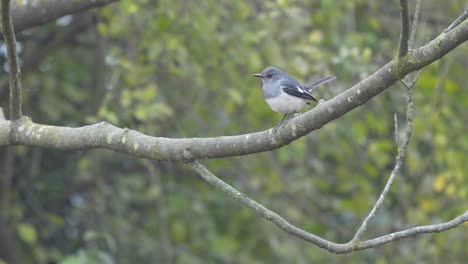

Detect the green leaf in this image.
[16,223,37,244]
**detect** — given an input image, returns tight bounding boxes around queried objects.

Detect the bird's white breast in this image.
[265,93,308,114]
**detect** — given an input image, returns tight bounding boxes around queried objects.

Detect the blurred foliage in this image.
[0,0,467,263]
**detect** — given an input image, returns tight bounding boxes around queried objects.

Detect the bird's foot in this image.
[273,113,295,132]
[273,122,284,133]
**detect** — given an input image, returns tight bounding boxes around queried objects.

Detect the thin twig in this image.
[402,0,421,84]
[1,0,22,120]
[398,0,411,58]
[445,8,468,33]
[350,157,404,242]
[186,159,468,254]
[394,114,399,147]
[350,69,415,243]
[401,69,422,90]
[409,0,421,49]
[186,159,335,249]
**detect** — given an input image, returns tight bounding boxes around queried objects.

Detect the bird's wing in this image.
[281,83,317,101]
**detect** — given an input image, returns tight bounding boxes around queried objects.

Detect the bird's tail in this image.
[304,75,336,91]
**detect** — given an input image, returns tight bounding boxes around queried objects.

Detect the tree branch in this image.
[5,0,118,33]
[445,8,468,33]
[0,11,467,160]
[0,16,468,160]
[398,0,411,58]
[186,159,468,254]
[1,0,22,120]
[0,1,465,255]
[351,70,415,243]
[409,0,421,48]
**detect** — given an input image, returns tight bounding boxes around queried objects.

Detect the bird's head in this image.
[253,66,285,84]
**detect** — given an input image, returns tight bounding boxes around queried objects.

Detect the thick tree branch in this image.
[1,0,22,120]
[0,12,467,161]
[5,0,118,33]
[186,159,468,254]
[398,0,410,58]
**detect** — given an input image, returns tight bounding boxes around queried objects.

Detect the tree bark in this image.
[3,0,118,33]
[0,17,466,161]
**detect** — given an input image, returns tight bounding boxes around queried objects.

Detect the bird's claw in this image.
[273,113,296,132]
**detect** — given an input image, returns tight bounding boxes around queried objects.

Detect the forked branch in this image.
[351,66,415,243]
[184,5,468,253]
[186,159,468,254]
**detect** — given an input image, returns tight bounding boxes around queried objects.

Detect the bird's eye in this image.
[266,74,272,78]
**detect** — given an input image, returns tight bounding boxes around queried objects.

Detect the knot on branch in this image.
[183,149,195,162]
[9,115,31,144]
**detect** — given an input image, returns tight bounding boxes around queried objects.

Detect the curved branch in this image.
[187,159,468,254]
[0,13,467,161]
[6,0,118,33]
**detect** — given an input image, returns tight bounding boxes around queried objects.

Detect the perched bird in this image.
[253,66,336,128]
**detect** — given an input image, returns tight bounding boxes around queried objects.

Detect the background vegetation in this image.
[0,0,467,263]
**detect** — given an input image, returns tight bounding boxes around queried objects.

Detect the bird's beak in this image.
[252,73,264,78]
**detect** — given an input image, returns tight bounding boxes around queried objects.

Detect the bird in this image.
[253,66,336,129]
